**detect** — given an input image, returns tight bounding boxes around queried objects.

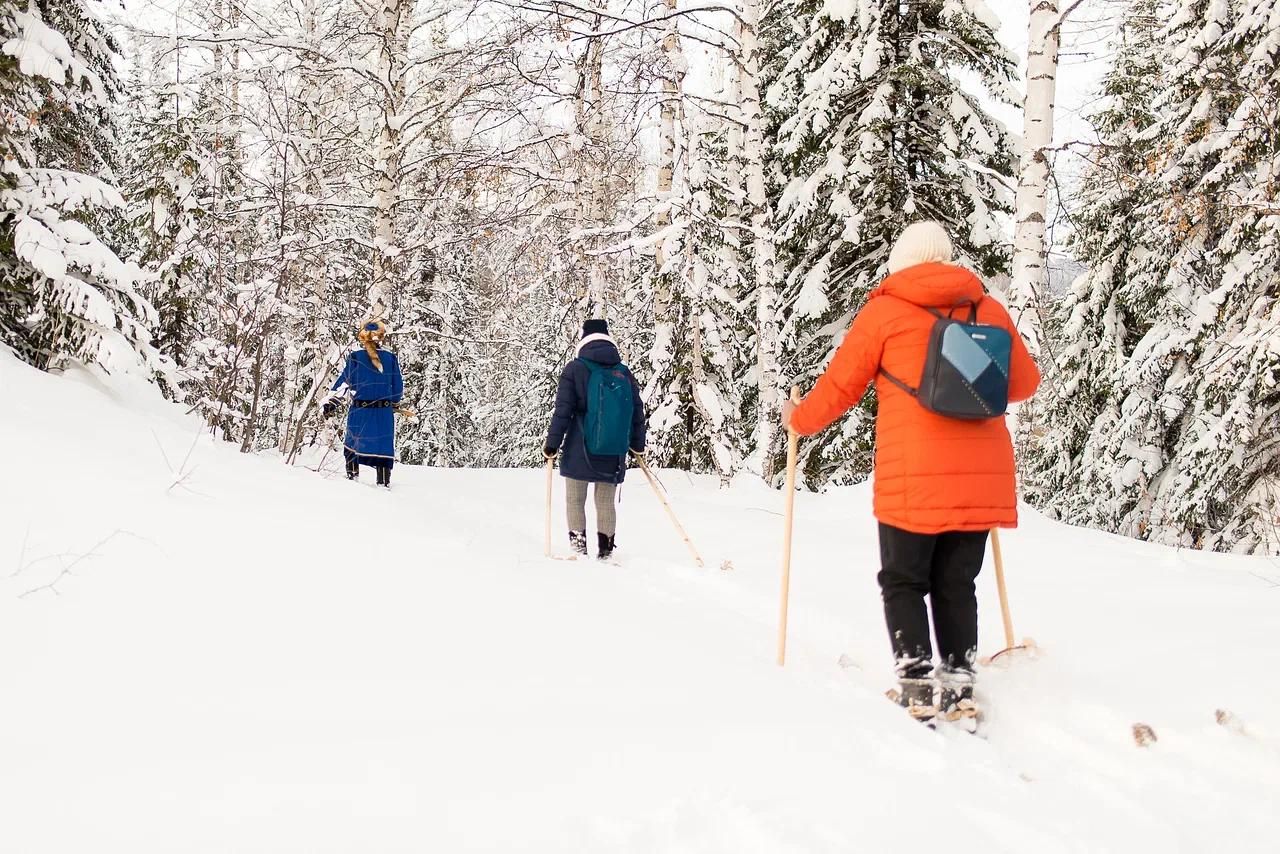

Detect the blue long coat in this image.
[332,349,403,463]
[545,338,647,484]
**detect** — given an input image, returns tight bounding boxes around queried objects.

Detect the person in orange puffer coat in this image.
[782,221,1041,719]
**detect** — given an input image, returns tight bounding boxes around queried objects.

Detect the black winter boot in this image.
[896,678,937,723]
[568,530,588,556]
[597,532,615,561]
[938,667,977,720]
[345,459,359,480]
[376,465,391,488]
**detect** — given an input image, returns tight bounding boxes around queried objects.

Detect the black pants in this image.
[877,523,988,679]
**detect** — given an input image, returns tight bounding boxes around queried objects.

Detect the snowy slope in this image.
[1,350,1278,853]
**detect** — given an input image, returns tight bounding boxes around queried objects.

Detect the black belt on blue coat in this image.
[352,400,396,408]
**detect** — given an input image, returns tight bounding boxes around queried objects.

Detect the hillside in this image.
[1,350,1278,853]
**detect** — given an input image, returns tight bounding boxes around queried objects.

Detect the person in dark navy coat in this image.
[544,319,647,559]
[323,320,403,487]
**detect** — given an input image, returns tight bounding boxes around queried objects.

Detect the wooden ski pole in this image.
[980,528,1037,664]
[544,458,554,559]
[777,386,801,666]
[633,453,705,567]
[991,528,1015,650]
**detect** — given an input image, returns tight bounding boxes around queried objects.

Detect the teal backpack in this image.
[580,358,635,455]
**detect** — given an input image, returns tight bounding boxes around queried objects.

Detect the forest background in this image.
[2,0,1277,554]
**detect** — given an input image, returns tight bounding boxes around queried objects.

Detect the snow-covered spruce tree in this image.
[120,66,212,370]
[1020,0,1167,529]
[644,118,751,482]
[395,240,484,468]
[0,0,163,374]
[1145,0,1280,552]
[640,9,749,482]
[1026,0,1280,553]
[761,0,1016,486]
[1079,0,1243,544]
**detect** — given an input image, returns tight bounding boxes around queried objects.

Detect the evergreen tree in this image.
[396,243,484,467]
[644,119,750,482]
[1,0,164,374]
[761,0,1016,485]
[121,73,212,369]
[1021,0,1167,528]
[1027,0,1280,553]
[1148,0,1280,551]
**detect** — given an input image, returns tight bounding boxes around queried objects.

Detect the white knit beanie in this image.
[887,221,954,274]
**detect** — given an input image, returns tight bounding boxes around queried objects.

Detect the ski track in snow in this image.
[1,351,1278,853]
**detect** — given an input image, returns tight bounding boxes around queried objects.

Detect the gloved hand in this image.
[322,400,338,418]
[543,447,558,461]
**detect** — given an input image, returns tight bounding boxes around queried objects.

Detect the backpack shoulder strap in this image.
[878,367,918,397]
[872,295,930,396]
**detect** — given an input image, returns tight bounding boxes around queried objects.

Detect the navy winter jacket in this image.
[545,338,647,484]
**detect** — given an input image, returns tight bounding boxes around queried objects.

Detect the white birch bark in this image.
[582,27,608,313]
[1009,0,1061,357]
[654,0,680,273]
[565,13,606,313]
[369,0,413,315]
[653,0,683,324]
[737,0,782,479]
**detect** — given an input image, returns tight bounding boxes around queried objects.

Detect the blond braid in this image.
[357,321,386,372]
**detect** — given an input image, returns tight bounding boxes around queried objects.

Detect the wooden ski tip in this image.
[981,641,1039,667]
[1132,723,1158,747]
[1215,708,1246,734]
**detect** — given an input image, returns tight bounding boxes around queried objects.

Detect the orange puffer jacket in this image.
[790,262,1041,534]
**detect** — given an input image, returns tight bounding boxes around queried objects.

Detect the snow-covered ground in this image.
[2,350,1278,853]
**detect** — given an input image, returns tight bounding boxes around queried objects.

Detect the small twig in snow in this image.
[17,530,150,599]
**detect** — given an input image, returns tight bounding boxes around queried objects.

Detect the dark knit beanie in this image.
[582,318,610,337]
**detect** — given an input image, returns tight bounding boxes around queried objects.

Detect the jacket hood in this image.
[578,337,622,366]
[872,262,985,308]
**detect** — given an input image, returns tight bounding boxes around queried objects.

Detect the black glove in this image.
[322,400,338,418]
[543,447,558,460]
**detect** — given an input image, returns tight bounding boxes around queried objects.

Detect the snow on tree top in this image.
[3,11,105,102]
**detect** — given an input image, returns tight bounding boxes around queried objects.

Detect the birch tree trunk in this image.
[652,0,682,336]
[370,0,413,315]
[581,25,607,313]
[737,0,782,479]
[1009,0,1061,356]
[654,0,680,281]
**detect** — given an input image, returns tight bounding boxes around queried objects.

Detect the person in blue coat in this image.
[544,318,647,559]
[322,320,403,487]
